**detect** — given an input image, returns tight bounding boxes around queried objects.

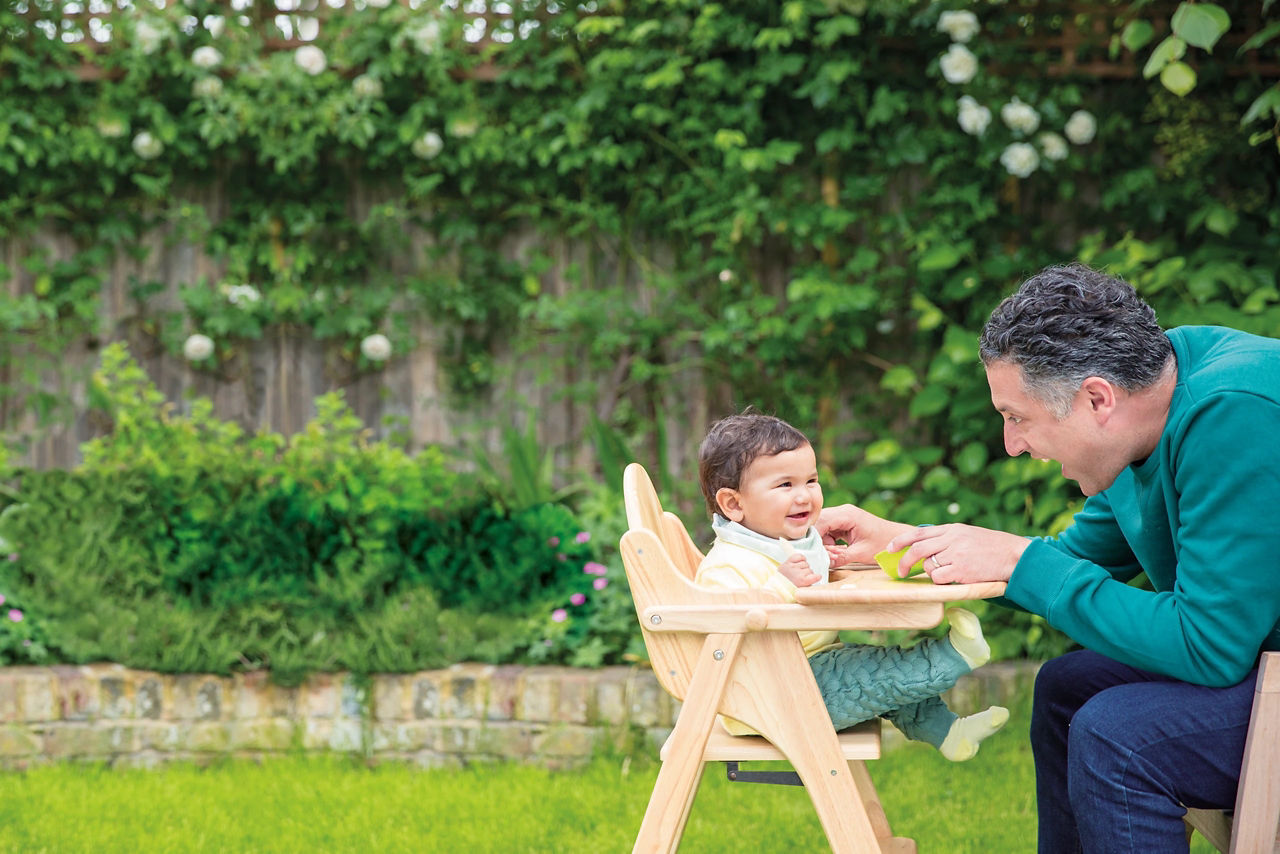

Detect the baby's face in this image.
[725,443,823,541]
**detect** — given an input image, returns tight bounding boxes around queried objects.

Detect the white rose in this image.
[134,20,163,54]
[409,20,442,54]
[937,10,980,44]
[1064,110,1097,145]
[205,16,225,38]
[294,45,327,76]
[366,0,393,7]
[411,131,443,159]
[192,46,222,69]
[183,334,215,362]
[360,333,392,362]
[132,131,164,160]
[352,74,383,99]
[1000,97,1040,136]
[192,77,223,99]
[957,95,991,136]
[938,44,978,85]
[1038,131,1069,162]
[718,269,734,283]
[1000,142,1040,178]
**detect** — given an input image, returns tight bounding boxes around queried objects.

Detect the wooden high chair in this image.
[1183,650,1280,852]
[619,463,1007,853]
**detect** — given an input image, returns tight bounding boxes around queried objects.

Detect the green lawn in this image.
[0,703,1216,852]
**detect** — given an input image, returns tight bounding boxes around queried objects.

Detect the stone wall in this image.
[0,661,1038,768]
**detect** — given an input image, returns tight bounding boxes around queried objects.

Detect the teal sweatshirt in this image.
[1005,326,1280,687]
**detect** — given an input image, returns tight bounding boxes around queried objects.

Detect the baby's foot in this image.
[939,706,1010,762]
[945,607,991,670]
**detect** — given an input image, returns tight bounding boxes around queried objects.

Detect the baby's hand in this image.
[778,553,818,587]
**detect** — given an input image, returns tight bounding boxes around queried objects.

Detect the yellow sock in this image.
[945,607,991,670]
[939,706,1010,761]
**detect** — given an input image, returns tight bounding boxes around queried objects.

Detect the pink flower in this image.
[7,609,22,622]
[0,594,5,606]
[583,562,607,575]
[575,531,591,544]
[551,608,568,623]
[547,536,560,547]
[570,592,586,606]
[556,553,567,562]
[593,578,608,591]
[6,554,16,562]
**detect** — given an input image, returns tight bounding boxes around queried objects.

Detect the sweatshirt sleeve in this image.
[1006,392,1280,686]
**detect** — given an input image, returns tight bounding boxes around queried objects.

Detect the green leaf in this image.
[1143,35,1186,78]
[875,458,919,490]
[1171,3,1230,52]
[1204,205,1238,236]
[864,439,902,465]
[1238,21,1280,54]
[955,442,989,476]
[1160,61,1197,96]
[879,365,917,395]
[918,244,962,272]
[1241,85,1280,125]
[908,385,950,418]
[1121,20,1155,52]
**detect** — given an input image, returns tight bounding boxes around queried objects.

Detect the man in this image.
[819,263,1280,852]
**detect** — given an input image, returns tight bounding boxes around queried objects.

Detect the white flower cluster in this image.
[192,46,222,69]
[1000,97,1040,136]
[183,334,214,362]
[957,95,991,136]
[407,20,442,55]
[939,44,978,85]
[134,19,165,55]
[295,45,327,76]
[412,131,443,159]
[193,77,223,99]
[936,9,1098,180]
[222,284,261,307]
[132,131,163,160]
[935,9,980,85]
[999,142,1039,178]
[1064,110,1097,145]
[360,334,392,362]
[937,10,980,43]
[352,74,383,99]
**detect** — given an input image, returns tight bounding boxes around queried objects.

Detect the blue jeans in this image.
[1032,649,1255,853]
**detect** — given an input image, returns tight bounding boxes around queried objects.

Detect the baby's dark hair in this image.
[697,412,811,517]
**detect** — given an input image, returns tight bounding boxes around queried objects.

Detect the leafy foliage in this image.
[1,2,1278,667]
[0,344,623,680]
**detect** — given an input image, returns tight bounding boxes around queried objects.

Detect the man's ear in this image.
[1080,376,1117,420]
[715,487,745,522]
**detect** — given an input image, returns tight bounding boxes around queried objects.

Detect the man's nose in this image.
[1004,423,1027,456]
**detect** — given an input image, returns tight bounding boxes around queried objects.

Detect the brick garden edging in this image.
[0,661,1039,768]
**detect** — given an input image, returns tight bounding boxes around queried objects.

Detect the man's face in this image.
[986,360,1127,497]
[718,443,823,540]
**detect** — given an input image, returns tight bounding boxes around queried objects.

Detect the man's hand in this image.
[817,504,915,567]
[778,553,820,587]
[884,523,1030,584]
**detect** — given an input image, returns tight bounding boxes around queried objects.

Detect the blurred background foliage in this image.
[0,0,1278,677]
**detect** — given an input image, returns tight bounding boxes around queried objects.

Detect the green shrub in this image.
[0,343,634,681]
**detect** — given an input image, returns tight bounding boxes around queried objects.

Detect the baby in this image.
[695,412,1008,760]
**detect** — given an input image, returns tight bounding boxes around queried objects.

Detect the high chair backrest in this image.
[622,462,705,580]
